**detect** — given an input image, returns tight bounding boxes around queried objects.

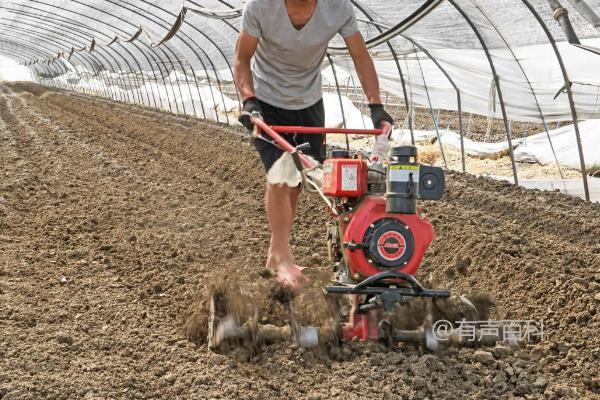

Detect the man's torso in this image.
[243,0,357,110]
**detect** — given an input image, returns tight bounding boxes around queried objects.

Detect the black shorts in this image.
[254,98,325,172]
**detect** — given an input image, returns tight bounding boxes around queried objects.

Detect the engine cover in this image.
[363,218,414,268]
[338,196,434,280]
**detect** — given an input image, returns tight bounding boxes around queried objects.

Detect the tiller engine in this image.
[208,117,464,351]
[321,143,448,345]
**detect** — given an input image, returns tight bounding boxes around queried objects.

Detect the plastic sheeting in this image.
[2,0,600,200]
[490,175,600,202]
[3,0,600,123]
[323,93,373,129]
[440,131,526,159]
[514,119,600,172]
[0,55,31,81]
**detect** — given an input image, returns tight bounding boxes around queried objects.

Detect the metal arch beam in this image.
[328,0,444,54]
[325,53,348,132]
[152,45,185,115]
[1,46,65,85]
[43,0,210,118]
[0,37,51,61]
[0,33,59,63]
[104,0,221,120]
[70,51,109,98]
[29,62,53,81]
[89,47,127,102]
[69,51,113,99]
[469,0,565,179]
[349,0,415,143]
[132,0,235,122]
[0,45,27,63]
[94,46,134,103]
[446,0,519,185]
[0,48,27,64]
[102,44,145,105]
[115,42,150,106]
[24,0,137,38]
[402,36,466,172]
[0,6,93,45]
[1,49,59,69]
[1,4,149,77]
[185,0,444,55]
[0,22,127,101]
[139,0,240,121]
[95,42,142,104]
[184,1,252,110]
[0,44,50,74]
[65,51,117,99]
[346,15,466,169]
[2,44,67,85]
[0,3,180,110]
[0,30,73,64]
[0,0,100,52]
[123,42,162,110]
[0,18,122,74]
[520,0,590,201]
[0,41,37,61]
[3,0,220,121]
[108,42,149,104]
[181,5,244,109]
[1,7,130,77]
[76,51,115,99]
[2,5,162,108]
[64,0,190,116]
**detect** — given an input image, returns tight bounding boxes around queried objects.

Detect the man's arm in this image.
[234,31,262,130]
[344,31,381,105]
[234,31,259,100]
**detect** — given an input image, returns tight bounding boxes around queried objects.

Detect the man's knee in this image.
[267,182,300,195]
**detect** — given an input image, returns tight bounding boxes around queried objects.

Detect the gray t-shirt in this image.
[242,0,358,110]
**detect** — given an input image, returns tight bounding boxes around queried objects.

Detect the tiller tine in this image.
[284,298,319,348]
[326,271,451,350]
[207,290,319,350]
[208,291,242,350]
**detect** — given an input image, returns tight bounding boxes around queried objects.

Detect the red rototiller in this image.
[208,115,455,351]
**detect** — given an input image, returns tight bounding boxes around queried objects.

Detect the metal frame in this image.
[447,0,520,185]
[469,0,565,180]
[403,36,465,172]
[349,0,415,143]
[0,0,595,201]
[521,0,591,201]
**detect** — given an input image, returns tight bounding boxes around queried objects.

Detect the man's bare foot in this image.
[276,263,309,290]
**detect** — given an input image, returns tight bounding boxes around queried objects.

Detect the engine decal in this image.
[341,164,358,191]
[389,164,420,182]
[377,231,406,261]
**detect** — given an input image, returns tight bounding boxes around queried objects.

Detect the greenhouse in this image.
[1,0,599,398]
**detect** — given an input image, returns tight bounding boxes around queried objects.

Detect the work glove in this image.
[368,104,394,131]
[239,96,262,132]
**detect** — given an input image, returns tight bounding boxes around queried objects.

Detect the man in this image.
[234,0,393,289]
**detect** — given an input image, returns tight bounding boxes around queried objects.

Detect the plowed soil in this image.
[0,82,598,400]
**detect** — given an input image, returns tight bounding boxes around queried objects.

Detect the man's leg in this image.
[265,183,300,271]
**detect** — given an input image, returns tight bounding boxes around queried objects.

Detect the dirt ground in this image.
[0,82,598,400]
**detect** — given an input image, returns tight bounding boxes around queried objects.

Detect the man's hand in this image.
[368,104,394,129]
[239,96,262,131]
